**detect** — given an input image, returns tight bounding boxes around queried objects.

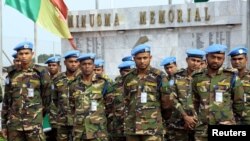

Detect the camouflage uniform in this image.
[123,66,169,141]
[2,64,51,141]
[166,68,197,141]
[53,70,81,141]
[106,75,126,141]
[192,68,244,141]
[70,73,112,141]
[240,70,250,124]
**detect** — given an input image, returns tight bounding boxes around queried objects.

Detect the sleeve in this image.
[232,76,244,123]
[48,80,58,126]
[191,77,200,114]
[1,76,11,129]
[40,69,52,115]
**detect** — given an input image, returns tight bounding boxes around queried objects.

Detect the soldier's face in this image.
[164,63,177,76]
[186,57,202,72]
[64,57,79,73]
[206,53,225,70]
[200,60,207,69]
[134,52,151,70]
[120,68,131,76]
[13,58,21,69]
[94,67,104,75]
[230,54,247,70]
[17,49,33,65]
[80,59,95,76]
[48,63,60,76]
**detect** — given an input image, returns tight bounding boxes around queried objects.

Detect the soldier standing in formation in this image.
[123,44,171,141]
[191,44,244,141]
[44,56,61,141]
[2,41,51,141]
[70,53,112,141]
[106,60,135,141]
[52,50,80,141]
[228,46,250,124]
[167,49,205,141]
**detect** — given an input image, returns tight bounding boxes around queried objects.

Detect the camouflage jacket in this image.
[70,73,112,139]
[2,64,51,130]
[106,75,125,137]
[192,68,244,129]
[168,68,197,129]
[52,70,81,126]
[240,70,250,124]
[123,66,169,135]
[48,71,61,127]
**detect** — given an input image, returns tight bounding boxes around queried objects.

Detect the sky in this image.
[2,0,221,66]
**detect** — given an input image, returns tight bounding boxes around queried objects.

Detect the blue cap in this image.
[131,44,151,56]
[122,56,133,61]
[77,53,96,61]
[186,48,206,58]
[160,57,176,66]
[118,61,135,69]
[228,46,248,57]
[94,59,105,67]
[63,50,80,59]
[12,52,17,58]
[45,56,61,64]
[14,41,33,51]
[204,44,227,54]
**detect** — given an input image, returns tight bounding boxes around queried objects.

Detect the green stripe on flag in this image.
[5,0,41,22]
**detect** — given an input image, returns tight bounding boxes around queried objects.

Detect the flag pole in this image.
[34,23,38,64]
[0,0,3,76]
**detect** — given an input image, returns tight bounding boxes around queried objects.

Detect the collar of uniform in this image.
[134,66,152,75]
[51,72,61,80]
[204,67,224,76]
[65,69,81,80]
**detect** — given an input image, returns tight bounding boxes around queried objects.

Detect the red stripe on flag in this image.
[50,0,68,19]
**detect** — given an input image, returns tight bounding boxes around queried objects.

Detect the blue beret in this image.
[118,61,135,69]
[14,41,33,51]
[131,44,151,56]
[12,52,17,58]
[122,56,133,61]
[204,44,227,54]
[63,50,80,59]
[160,57,176,66]
[186,49,205,58]
[78,53,96,61]
[94,59,105,67]
[228,46,248,57]
[45,56,61,64]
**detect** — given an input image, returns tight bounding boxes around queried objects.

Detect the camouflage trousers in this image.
[7,128,45,141]
[126,135,163,141]
[57,126,73,141]
[73,134,108,141]
[165,128,190,141]
[194,131,208,141]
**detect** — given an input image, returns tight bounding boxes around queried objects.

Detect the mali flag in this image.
[5,0,77,49]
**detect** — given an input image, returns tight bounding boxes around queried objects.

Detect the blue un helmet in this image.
[14,41,33,51]
[228,46,248,57]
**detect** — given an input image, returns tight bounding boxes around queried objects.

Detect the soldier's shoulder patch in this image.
[150,67,163,76]
[191,70,204,78]
[33,64,46,72]
[223,68,238,73]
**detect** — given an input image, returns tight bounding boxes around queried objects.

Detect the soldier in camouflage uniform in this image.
[106,61,135,141]
[228,46,250,124]
[167,49,205,141]
[123,44,171,141]
[2,41,51,141]
[70,53,112,141]
[161,57,178,80]
[192,44,244,141]
[53,50,80,141]
[45,56,61,141]
[94,59,113,83]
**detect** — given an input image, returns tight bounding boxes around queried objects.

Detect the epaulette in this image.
[223,68,238,74]
[191,69,204,78]
[174,68,185,75]
[150,67,164,76]
[33,64,47,73]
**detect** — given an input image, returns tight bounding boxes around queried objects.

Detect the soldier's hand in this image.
[183,115,197,130]
[2,129,7,139]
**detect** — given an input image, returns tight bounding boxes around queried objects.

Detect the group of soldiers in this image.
[0,40,249,141]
